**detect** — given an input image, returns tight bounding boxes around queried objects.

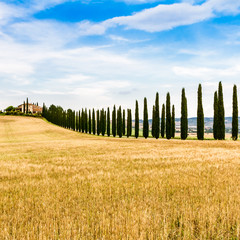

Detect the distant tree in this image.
[171,105,175,138]
[117,106,123,138]
[92,109,96,135]
[232,85,238,140]
[84,108,88,133]
[213,91,218,140]
[181,88,188,140]
[73,110,76,131]
[23,101,25,113]
[161,104,165,138]
[107,107,110,137]
[89,109,91,134]
[112,105,116,137]
[197,84,204,140]
[152,105,156,138]
[81,109,84,133]
[155,92,160,139]
[166,92,171,140]
[97,110,100,135]
[100,109,106,136]
[78,111,81,132]
[135,100,139,139]
[218,82,225,140]
[5,106,15,112]
[122,109,126,136]
[127,109,132,137]
[26,98,29,113]
[143,97,149,139]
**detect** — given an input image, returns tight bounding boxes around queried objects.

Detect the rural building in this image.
[17,103,43,114]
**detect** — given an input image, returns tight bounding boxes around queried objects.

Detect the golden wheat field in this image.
[0,116,240,239]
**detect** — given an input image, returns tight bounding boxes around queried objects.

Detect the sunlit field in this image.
[0,116,240,239]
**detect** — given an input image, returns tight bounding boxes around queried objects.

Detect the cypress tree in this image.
[152,105,156,138]
[181,88,188,140]
[161,104,165,138]
[92,109,96,135]
[122,109,126,136]
[81,109,84,133]
[143,97,149,139]
[213,91,218,140]
[155,92,160,139]
[171,105,175,138]
[97,110,100,135]
[26,98,28,114]
[197,84,204,140]
[84,108,88,133]
[23,101,25,113]
[73,110,76,131]
[112,105,116,137]
[166,92,171,140]
[127,109,132,137]
[135,100,139,138]
[117,106,122,138]
[218,82,225,140]
[232,85,238,140]
[100,109,106,136]
[89,109,91,134]
[107,107,110,137]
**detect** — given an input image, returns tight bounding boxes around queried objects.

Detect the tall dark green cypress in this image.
[97,110,100,135]
[107,107,110,137]
[100,109,106,136]
[92,109,96,135]
[232,85,238,140]
[197,84,204,140]
[152,105,156,138]
[79,111,81,132]
[213,91,218,140]
[89,109,91,134]
[171,105,175,138]
[117,106,122,138]
[166,92,171,140]
[161,104,165,138]
[122,109,126,136]
[181,88,188,140]
[143,97,149,139]
[84,108,88,133]
[135,100,139,138]
[218,82,225,140]
[26,97,28,114]
[81,109,84,133]
[155,92,160,139]
[23,101,25,113]
[112,105,116,137]
[127,109,132,137]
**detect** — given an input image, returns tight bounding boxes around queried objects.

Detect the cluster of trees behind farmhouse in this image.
[2,82,239,141]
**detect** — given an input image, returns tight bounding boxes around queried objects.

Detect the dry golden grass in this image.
[0,116,240,239]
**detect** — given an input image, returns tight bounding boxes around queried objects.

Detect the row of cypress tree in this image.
[42,82,239,140]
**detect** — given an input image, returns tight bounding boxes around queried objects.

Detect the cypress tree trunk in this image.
[232,85,238,140]
[107,107,110,137]
[123,109,125,136]
[97,110,100,135]
[197,84,204,140]
[155,92,160,139]
[92,109,96,135]
[161,104,165,138]
[135,100,139,138]
[181,88,188,140]
[112,105,116,137]
[127,109,132,138]
[171,105,175,138]
[218,82,225,140]
[213,91,218,140]
[143,97,149,139]
[117,106,122,138]
[152,105,156,138]
[166,92,171,140]
[89,109,91,134]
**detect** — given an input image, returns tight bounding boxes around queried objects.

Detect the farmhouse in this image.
[17,103,43,114]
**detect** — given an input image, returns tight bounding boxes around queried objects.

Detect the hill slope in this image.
[0,116,240,239]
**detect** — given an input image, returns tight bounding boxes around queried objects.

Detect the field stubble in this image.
[0,116,239,239]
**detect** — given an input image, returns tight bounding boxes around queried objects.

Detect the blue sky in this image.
[0,0,240,117]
